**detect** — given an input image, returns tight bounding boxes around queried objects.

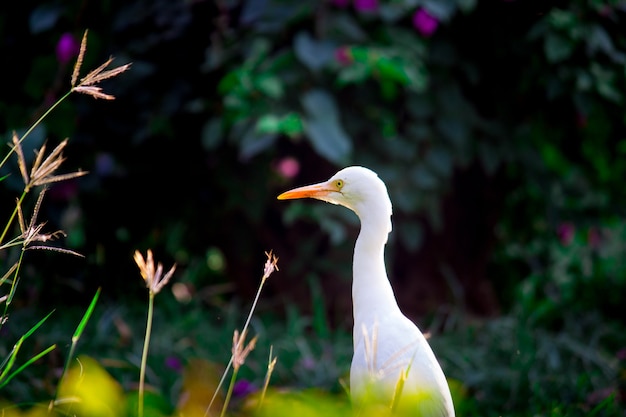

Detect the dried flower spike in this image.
[70,30,131,100]
[11,135,88,193]
[232,329,258,371]
[262,250,279,282]
[134,249,176,295]
[15,189,83,257]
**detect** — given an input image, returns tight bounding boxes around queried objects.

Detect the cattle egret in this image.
[278,166,455,416]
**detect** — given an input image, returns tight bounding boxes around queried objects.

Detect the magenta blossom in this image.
[412,8,439,37]
[334,46,352,66]
[56,32,80,64]
[276,156,300,179]
[557,222,575,246]
[233,379,256,397]
[354,0,378,12]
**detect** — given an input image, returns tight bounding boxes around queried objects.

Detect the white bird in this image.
[278,166,455,416]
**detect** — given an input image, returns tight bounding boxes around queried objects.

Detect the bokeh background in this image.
[1,0,626,415]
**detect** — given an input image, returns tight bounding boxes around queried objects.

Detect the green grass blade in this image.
[21,310,55,339]
[55,288,101,401]
[0,344,56,389]
[0,310,54,385]
[73,287,100,342]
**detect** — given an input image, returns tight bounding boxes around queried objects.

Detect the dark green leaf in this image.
[256,75,284,99]
[304,117,352,165]
[545,33,575,63]
[201,118,224,150]
[294,32,335,71]
[301,89,339,121]
[239,129,277,160]
[29,5,62,34]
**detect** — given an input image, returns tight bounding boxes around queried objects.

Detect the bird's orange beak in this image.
[277,182,334,200]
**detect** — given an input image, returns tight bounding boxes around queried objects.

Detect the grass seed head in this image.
[133,249,176,295]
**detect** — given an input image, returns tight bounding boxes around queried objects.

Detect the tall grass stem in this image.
[138,292,155,417]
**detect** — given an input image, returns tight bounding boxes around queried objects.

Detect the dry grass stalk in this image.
[232,329,258,371]
[70,30,131,100]
[262,249,279,282]
[257,345,277,410]
[12,134,88,193]
[16,189,83,257]
[133,249,176,295]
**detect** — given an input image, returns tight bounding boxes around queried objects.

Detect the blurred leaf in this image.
[294,32,335,71]
[240,129,277,160]
[336,63,370,86]
[256,114,282,134]
[201,118,224,150]
[545,33,575,63]
[304,117,352,165]
[256,74,284,99]
[436,117,470,150]
[301,89,338,121]
[587,25,616,57]
[29,4,62,33]
[256,113,304,138]
[591,63,621,102]
[301,89,351,163]
[410,165,438,189]
[423,0,456,20]
[57,356,124,417]
[426,146,453,178]
[329,14,368,41]
[457,0,477,13]
[241,0,269,25]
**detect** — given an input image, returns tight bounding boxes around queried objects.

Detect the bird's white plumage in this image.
[278,166,454,417]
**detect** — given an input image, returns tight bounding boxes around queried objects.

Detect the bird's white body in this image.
[278,166,455,417]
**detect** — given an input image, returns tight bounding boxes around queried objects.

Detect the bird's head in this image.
[277,166,393,234]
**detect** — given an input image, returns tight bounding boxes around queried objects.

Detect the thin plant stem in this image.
[206,273,268,416]
[0,248,25,335]
[0,191,27,247]
[257,345,277,410]
[138,291,155,417]
[219,368,239,417]
[0,90,72,170]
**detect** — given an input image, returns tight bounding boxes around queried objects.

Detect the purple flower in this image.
[233,379,256,397]
[56,33,80,65]
[557,222,575,246]
[334,46,352,65]
[412,8,439,37]
[354,0,378,12]
[165,356,183,372]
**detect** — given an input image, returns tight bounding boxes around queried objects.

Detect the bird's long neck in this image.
[352,211,399,332]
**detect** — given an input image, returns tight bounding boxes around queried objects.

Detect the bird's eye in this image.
[335,180,344,189]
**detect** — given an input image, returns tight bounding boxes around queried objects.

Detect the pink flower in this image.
[412,8,439,37]
[56,32,80,65]
[334,46,352,65]
[276,157,300,179]
[354,0,378,12]
[557,222,575,246]
[587,227,602,248]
